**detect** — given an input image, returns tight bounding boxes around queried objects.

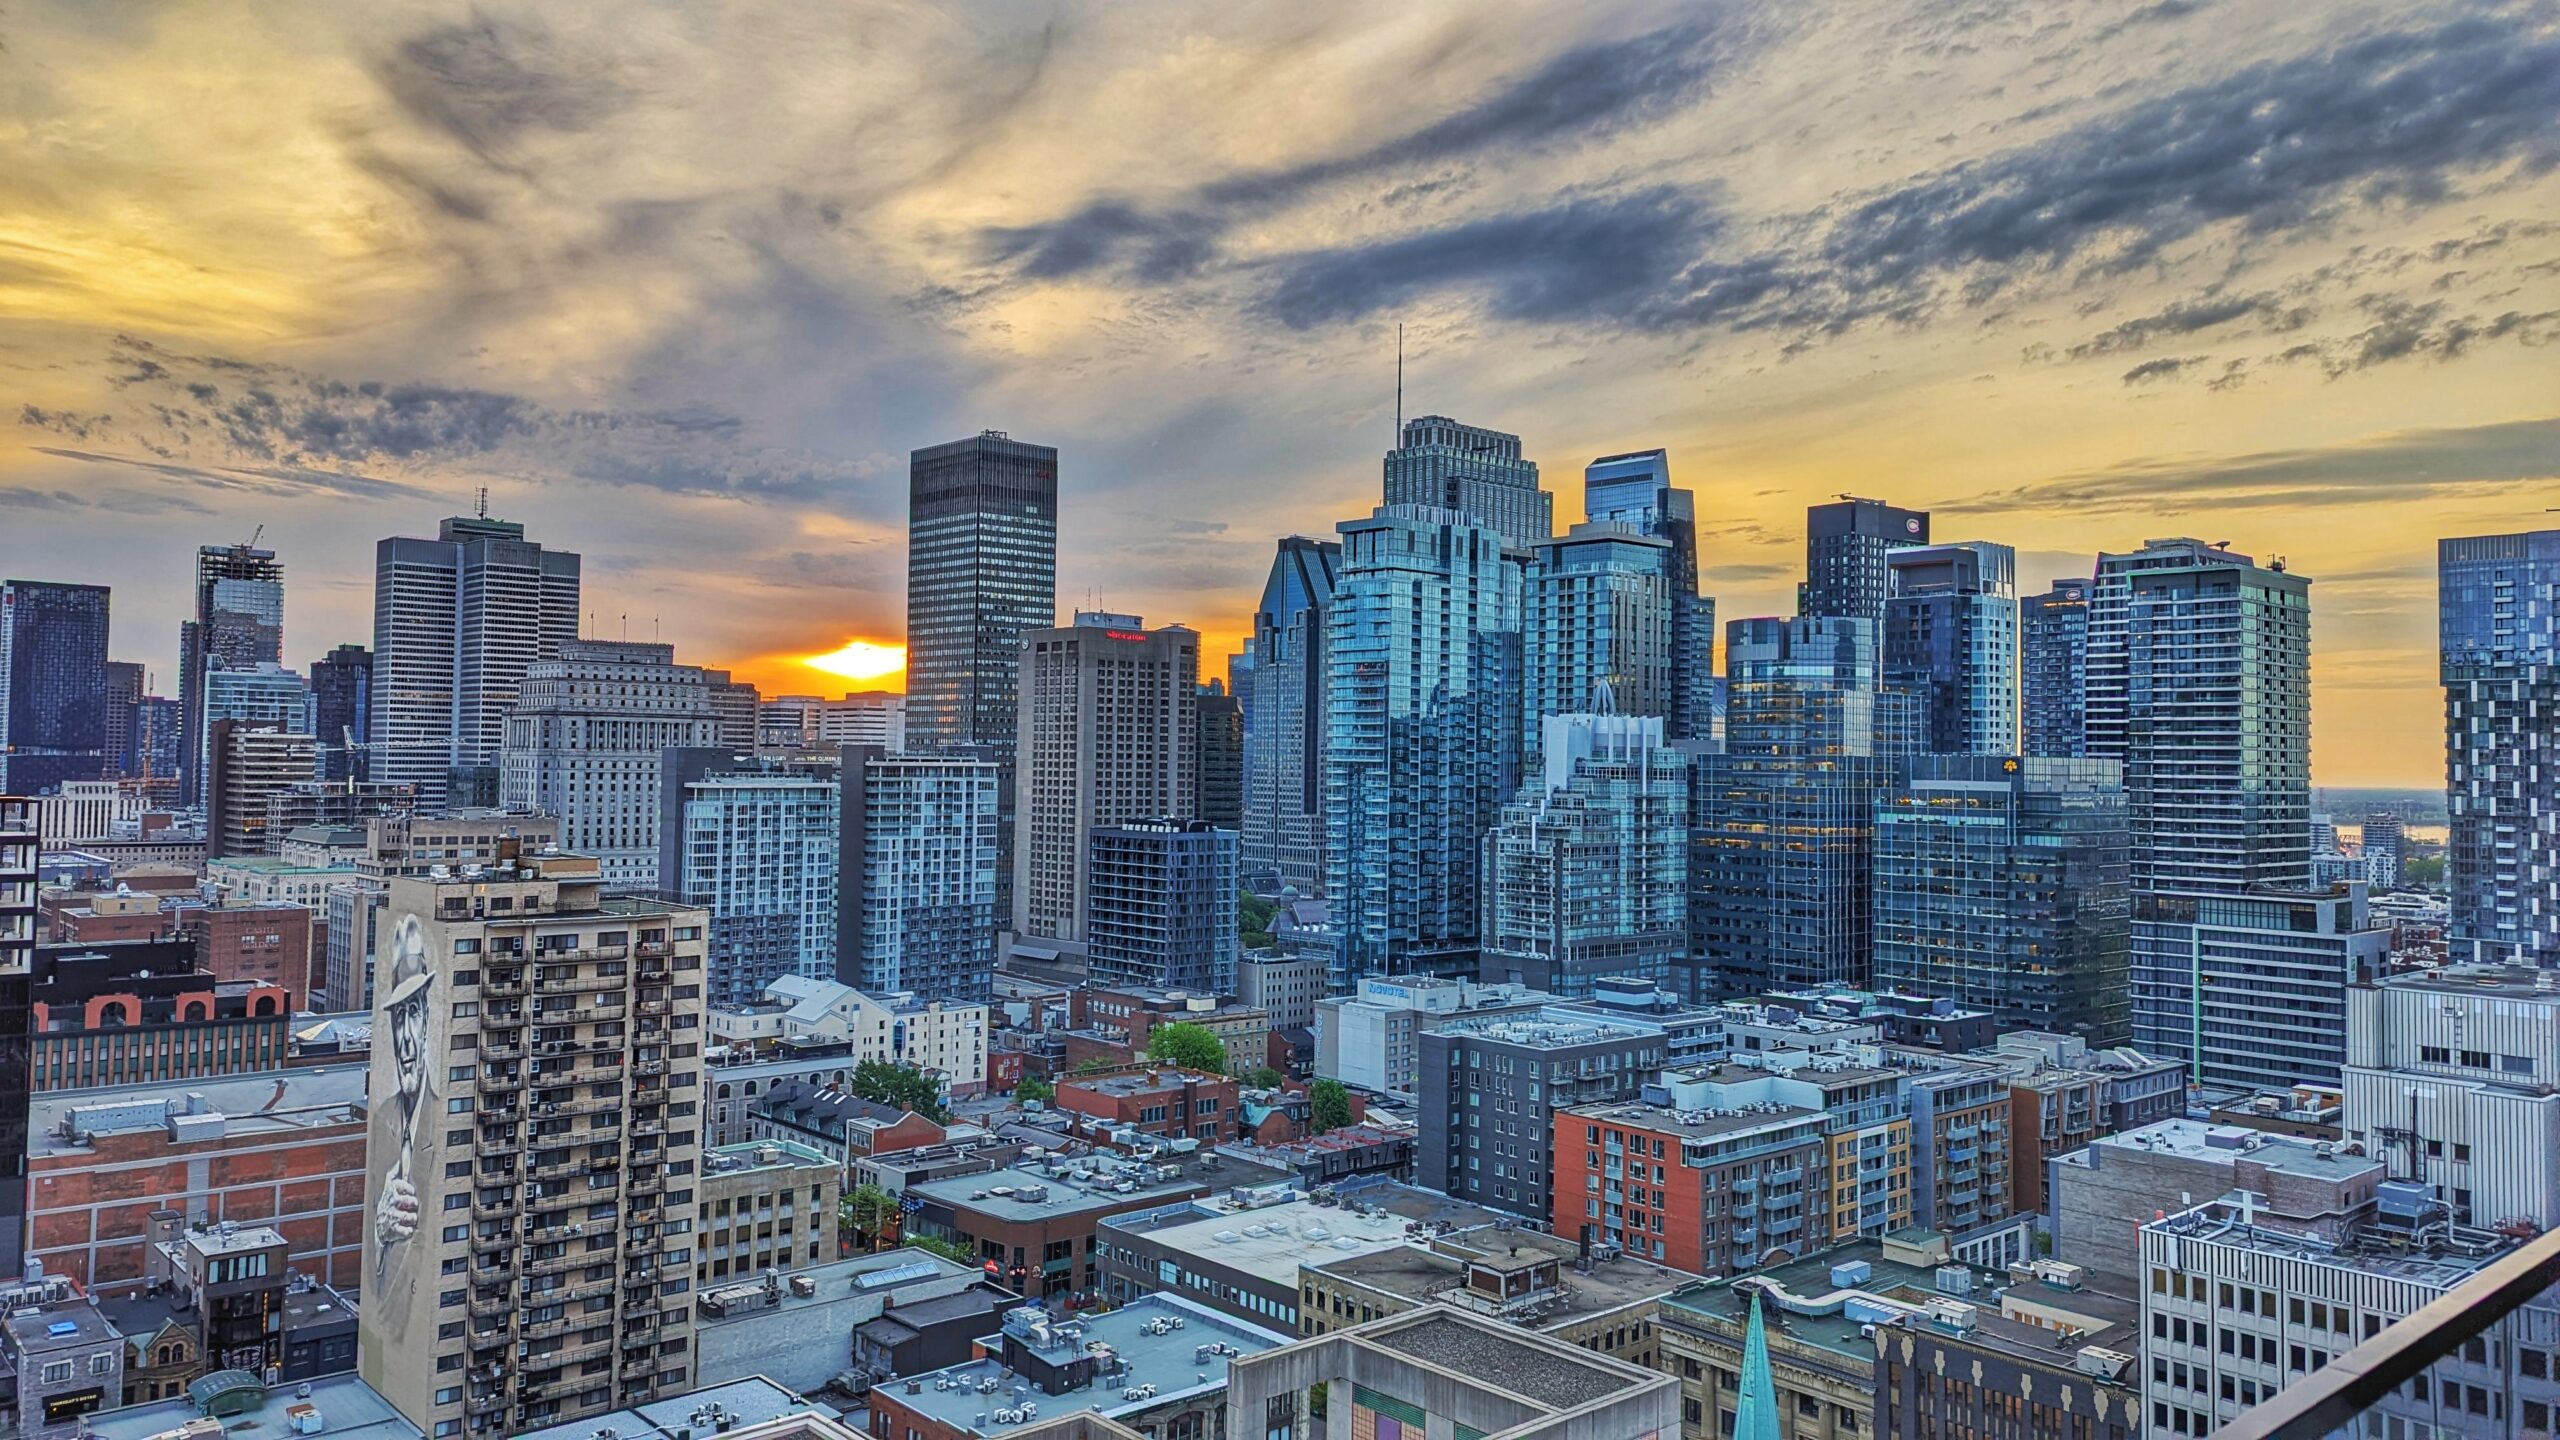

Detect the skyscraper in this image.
[1883,541,2020,754]
[1872,755,2131,1043]
[1480,712,1689,998]
[500,640,723,888]
[1193,680,1244,829]
[2439,528,2557,965]
[2086,539,2311,895]
[309,642,373,782]
[903,430,1059,755]
[1522,523,1675,763]
[1086,819,1239,995]
[1382,415,1551,548]
[1801,497,1929,626]
[0,581,110,795]
[371,515,580,809]
[1686,615,1918,1000]
[205,721,317,859]
[841,744,1002,1001]
[99,660,143,780]
[178,543,283,806]
[1324,506,1525,984]
[1013,614,1197,954]
[0,796,34,1275]
[658,749,839,1009]
[1241,536,1340,897]
[1584,448,1715,739]
[2021,577,2091,758]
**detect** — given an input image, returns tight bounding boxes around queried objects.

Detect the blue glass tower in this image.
[2022,577,2091,758]
[1523,525,1675,763]
[1481,712,1689,997]
[1241,536,1341,897]
[1585,449,1716,740]
[2439,529,2558,965]
[0,581,110,795]
[1883,541,2019,754]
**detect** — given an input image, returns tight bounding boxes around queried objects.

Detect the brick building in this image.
[27,1065,368,1295]
[900,1152,1289,1302]
[1552,1096,1829,1277]
[179,899,315,1000]
[1053,1068,1237,1147]
[30,938,292,1091]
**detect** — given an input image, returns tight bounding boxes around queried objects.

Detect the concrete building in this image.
[844,745,1002,1004]
[2048,1118,2385,1290]
[1552,1096,1826,1277]
[1095,1184,1494,1331]
[501,639,724,887]
[1084,820,1236,995]
[688,1248,978,1396]
[356,850,708,1436]
[899,1153,1291,1304]
[1296,1219,1690,1368]
[0,795,33,1269]
[1801,496,1929,627]
[1314,976,1552,1103]
[1661,1059,1914,1248]
[1480,713,1688,999]
[2134,883,2390,1090]
[1886,1050,2017,1243]
[2439,528,2558,964]
[708,975,988,1097]
[1014,614,1198,956]
[179,543,285,808]
[1883,540,2020,754]
[759,691,906,751]
[1382,414,1551,549]
[1324,505,1525,985]
[204,720,314,859]
[867,1293,1288,1440]
[28,1065,369,1294]
[2341,961,2560,1229]
[369,514,580,810]
[1235,950,1329,1034]
[1982,1032,2185,1216]
[695,1139,842,1283]
[1240,536,1341,899]
[1235,1303,1679,1440]
[1416,1007,1672,1218]
[2022,575,2092,759]
[318,811,561,1011]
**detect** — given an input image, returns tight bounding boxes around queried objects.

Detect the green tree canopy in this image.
[1014,1078,1055,1105]
[1244,1065,1286,1089]
[1309,1079,1355,1134]
[1239,889,1279,948]
[849,1058,949,1123]
[1145,1021,1230,1074]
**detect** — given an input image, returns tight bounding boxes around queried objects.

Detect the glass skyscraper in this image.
[1801,497,1929,626]
[1883,541,2019,754]
[659,752,841,1010]
[1584,449,1716,740]
[903,430,1059,756]
[179,542,283,805]
[841,745,1002,1002]
[1382,415,1551,548]
[1323,505,1524,985]
[309,642,372,783]
[2439,528,2557,964]
[0,580,110,795]
[1480,712,1688,998]
[1686,616,1919,1000]
[1523,524,1675,763]
[1241,536,1339,897]
[1873,755,2131,1043]
[2021,576,2091,758]
[1086,819,1239,994]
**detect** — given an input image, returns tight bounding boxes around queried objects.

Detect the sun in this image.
[803,639,906,683]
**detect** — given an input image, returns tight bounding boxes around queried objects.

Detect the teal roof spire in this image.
[1735,1290,1781,1440]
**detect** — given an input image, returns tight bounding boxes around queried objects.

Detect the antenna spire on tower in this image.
[1395,323,1405,443]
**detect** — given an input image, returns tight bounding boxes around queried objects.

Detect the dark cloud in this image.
[29,446,432,504]
[2066,289,2311,358]
[2121,355,2204,383]
[979,15,1745,284]
[17,404,110,440]
[1949,415,2560,513]
[1248,14,2560,339]
[373,15,632,172]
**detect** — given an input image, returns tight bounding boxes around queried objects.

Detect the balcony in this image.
[1732,1176,1758,1194]
[636,965,672,984]
[481,975,528,998]
[1765,1215,1803,1237]
[480,1042,525,1063]
[1731,1201,1759,1221]
[635,998,670,1017]
[1767,1164,1803,1184]
[477,1071,525,1095]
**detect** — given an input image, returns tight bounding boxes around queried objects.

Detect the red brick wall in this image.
[30,1121,368,1295]
[183,907,313,1004]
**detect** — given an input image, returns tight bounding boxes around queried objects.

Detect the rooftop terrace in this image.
[881,1294,1288,1438]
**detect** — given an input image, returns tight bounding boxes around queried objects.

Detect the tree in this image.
[1072,1056,1119,1076]
[2402,855,2445,888]
[1309,1079,1354,1134]
[1146,1022,1230,1074]
[849,1059,949,1123]
[1239,889,1279,949]
[1244,1066,1286,1089]
[842,1183,897,1247]
[903,1233,973,1264]
[1014,1078,1055,1106]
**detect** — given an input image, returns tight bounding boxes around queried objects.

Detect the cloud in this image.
[2121,355,2204,383]
[371,14,634,173]
[1951,414,2560,513]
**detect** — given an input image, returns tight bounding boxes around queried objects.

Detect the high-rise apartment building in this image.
[1013,613,1197,953]
[1883,541,2019,754]
[2133,883,2388,1090]
[501,640,723,888]
[99,661,143,780]
[201,660,310,749]
[371,514,581,810]
[903,431,1058,755]
[658,751,840,1010]
[1522,524,1676,761]
[204,721,317,859]
[1685,616,1918,1000]
[2022,576,2092,758]
[1085,819,1238,995]
[1873,756,2132,1044]
[1193,680,1243,828]
[0,581,110,796]
[309,643,373,782]
[1584,449,1715,740]
[359,850,706,1436]
[0,796,34,1272]
[2360,812,2405,889]
[1417,1006,1672,1217]
[1325,506,1525,984]
[1241,536,1340,897]
[1481,713,1688,999]
[178,543,283,806]
[1801,497,1928,626]
[2439,529,2557,964]
[1383,415,1551,548]
[841,745,1001,1002]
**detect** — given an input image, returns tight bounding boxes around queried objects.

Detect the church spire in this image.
[1735,1290,1781,1440]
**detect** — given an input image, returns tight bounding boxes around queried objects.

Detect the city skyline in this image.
[6,4,2557,789]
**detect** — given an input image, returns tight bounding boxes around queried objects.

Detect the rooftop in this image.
[705,1137,838,1176]
[1363,1310,1638,1412]
[2058,1119,2380,1181]
[2144,1199,2539,1290]
[1426,1008,1656,1047]
[881,1294,1288,1439]
[1063,1069,1224,1099]
[83,1372,420,1440]
[516,1376,843,1440]
[695,1251,979,1337]
[909,1153,1291,1226]
[2370,961,2560,1001]
[32,1062,370,1157]
[1562,1097,1827,1142]
[1100,1187,1497,1287]
[1309,1223,1688,1327]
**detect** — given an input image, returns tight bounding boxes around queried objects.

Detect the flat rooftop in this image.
[706,1137,837,1176]
[909,1153,1291,1226]
[2059,1119,2381,1182]
[2146,1203,2538,1290]
[31,1063,370,1157]
[1311,1225,1688,1326]
[1563,1097,1827,1141]
[1065,1069,1221,1099]
[882,1294,1287,1438]
[2372,962,2560,1001]
[1101,1188,1496,1286]
[84,1372,420,1440]
[1427,1009,1655,1046]
[697,1251,979,1335]
[1364,1310,1636,1412]
[517,1376,842,1440]
[1663,1241,2138,1367]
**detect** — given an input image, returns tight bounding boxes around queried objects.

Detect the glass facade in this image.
[1241,537,1340,897]
[1382,415,1551,548]
[846,749,1001,1002]
[1872,755,2130,1043]
[179,543,283,804]
[1481,713,1689,998]
[902,431,1059,757]
[309,642,372,783]
[1801,498,1929,627]
[1882,541,2019,754]
[1584,449,1716,741]
[2439,529,2558,965]
[2021,576,2090,758]
[1523,525,1676,765]
[0,581,110,795]
[1324,505,1524,985]
[1085,819,1238,994]
[669,770,841,1010]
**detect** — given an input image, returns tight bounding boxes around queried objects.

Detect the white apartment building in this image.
[501,640,722,887]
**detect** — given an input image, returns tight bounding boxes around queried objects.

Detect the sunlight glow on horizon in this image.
[801,638,907,683]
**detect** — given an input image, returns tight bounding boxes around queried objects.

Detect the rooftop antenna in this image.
[1395,323,1404,443]
[475,486,489,519]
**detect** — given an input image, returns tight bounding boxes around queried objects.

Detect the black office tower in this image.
[310,643,374,782]
[0,797,36,1274]
[1801,497,1929,627]
[0,581,111,795]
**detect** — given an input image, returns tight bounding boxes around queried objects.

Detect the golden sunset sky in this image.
[3,2,2554,786]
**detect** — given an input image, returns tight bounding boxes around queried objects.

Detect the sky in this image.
[2,1,2555,788]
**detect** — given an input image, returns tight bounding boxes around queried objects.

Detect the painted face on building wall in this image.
[374,914,434,1281]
